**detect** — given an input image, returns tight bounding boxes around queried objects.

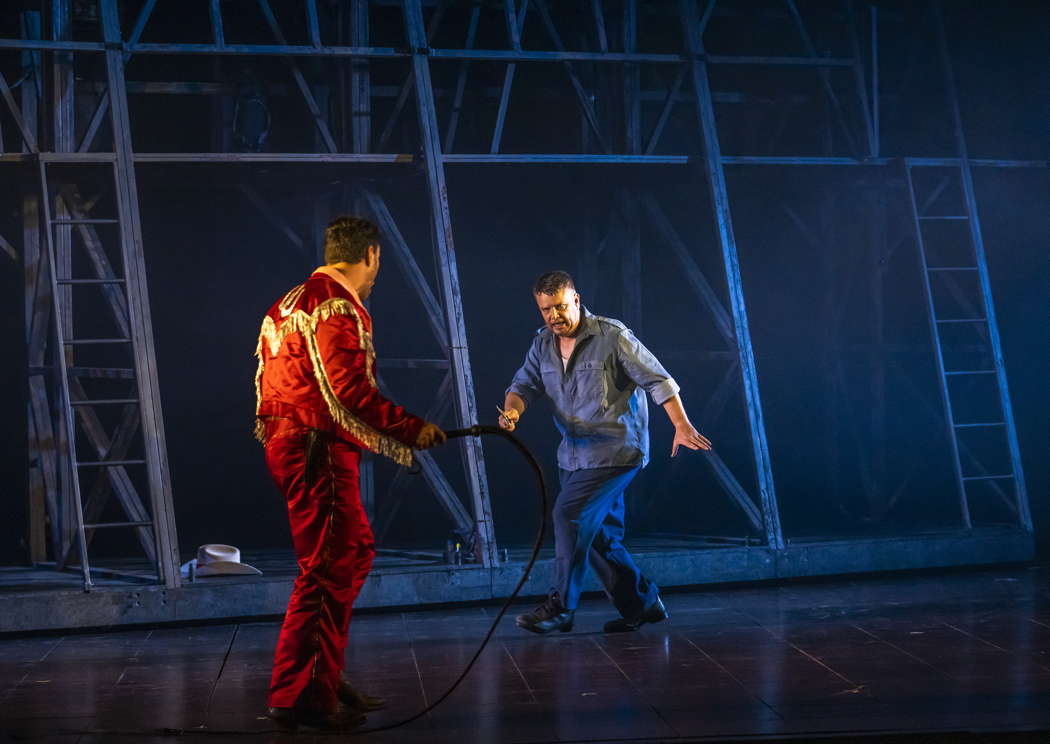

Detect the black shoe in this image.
[265,707,298,731]
[516,593,575,634]
[603,596,669,633]
[338,677,386,711]
[266,706,366,732]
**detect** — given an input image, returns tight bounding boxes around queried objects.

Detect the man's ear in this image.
[367,243,380,265]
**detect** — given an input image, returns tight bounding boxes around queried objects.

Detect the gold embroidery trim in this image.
[278,284,305,317]
[253,297,412,467]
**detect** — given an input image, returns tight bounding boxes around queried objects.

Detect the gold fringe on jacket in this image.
[253,292,413,467]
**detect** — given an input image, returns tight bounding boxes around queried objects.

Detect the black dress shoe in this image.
[603,596,669,633]
[338,677,387,711]
[266,706,366,732]
[516,593,575,634]
[265,706,298,731]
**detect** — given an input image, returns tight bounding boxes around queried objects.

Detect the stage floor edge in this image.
[0,526,1033,633]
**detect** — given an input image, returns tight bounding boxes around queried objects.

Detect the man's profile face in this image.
[535,287,581,337]
[360,244,381,300]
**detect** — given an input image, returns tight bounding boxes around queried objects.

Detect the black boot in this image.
[516,593,574,634]
[266,706,366,732]
[603,596,669,633]
[338,677,386,711]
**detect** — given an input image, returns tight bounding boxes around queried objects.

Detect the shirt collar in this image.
[573,307,599,340]
[313,265,363,305]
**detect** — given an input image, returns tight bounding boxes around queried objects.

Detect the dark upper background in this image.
[0,1,1046,563]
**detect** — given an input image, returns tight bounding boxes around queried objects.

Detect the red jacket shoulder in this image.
[265,273,355,319]
[301,273,345,306]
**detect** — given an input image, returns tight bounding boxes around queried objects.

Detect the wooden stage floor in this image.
[4,565,1050,743]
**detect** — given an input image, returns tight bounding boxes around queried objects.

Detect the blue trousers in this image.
[552,466,659,616]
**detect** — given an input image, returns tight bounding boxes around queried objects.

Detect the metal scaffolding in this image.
[0,0,1041,605]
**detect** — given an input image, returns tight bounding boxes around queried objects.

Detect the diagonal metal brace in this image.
[0,70,39,152]
[257,0,339,153]
[533,0,610,153]
[359,187,450,349]
[0,231,16,262]
[640,193,735,345]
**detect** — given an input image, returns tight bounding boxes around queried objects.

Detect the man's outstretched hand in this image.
[672,424,712,457]
[415,422,447,449]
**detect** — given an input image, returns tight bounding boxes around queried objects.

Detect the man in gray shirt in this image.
[500,271,711,634]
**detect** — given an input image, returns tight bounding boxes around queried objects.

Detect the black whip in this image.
[342,425,549,736]
[22,425,550,740]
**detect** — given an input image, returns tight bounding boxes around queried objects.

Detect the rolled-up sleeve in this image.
[506,337,545,405]
[616,329,680,405]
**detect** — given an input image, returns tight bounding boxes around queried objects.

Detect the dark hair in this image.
[533,270,575,296]
[324,216,381,264]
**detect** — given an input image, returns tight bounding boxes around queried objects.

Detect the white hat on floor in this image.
[180,544,262,578]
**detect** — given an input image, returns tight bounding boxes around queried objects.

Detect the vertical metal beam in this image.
[491,0,524,154]
[350,0,370,153]
[20,12,51,563]
[376,1,447,152]
[444,3,481,153]
[46,4,79,562]
[403,0,497,567]
[846,0,876,159]
[209,0,225,47]
[622,0,641,154]
[50,0,79,561]
[933,0,1030,531]
[100,0,182,587]
[76,0,158,154]
[679,0,784,550]
[306,0,321,48]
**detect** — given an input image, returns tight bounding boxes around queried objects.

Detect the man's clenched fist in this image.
[415,422,447,449]
[498,408,520,432]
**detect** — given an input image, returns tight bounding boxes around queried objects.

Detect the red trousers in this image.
[264,418,375,712]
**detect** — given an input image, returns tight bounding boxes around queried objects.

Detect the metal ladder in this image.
[38,157,180,591]
[903,160,1031,531]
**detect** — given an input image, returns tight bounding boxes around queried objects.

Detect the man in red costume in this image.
[255,216,445,731]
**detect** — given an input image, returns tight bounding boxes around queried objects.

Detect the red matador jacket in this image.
[254,269,425,467]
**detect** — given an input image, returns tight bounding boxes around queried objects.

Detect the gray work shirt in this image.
[506,309,680,471]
